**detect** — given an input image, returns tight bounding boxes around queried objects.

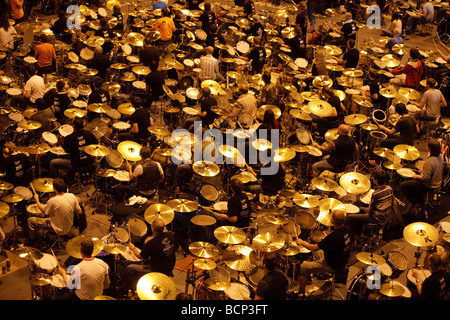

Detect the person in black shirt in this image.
[205,24,226,58]
[86,46,110,81]
[332,39,359,69]
[243,0,255,17]
[87,76,110,106]
[0,141,32,187]
[182,87,218,131]
[199,3,216,31]
[351,69,384,113]
[127,218,180,290]
[378,103,416,150]
[296,209,352,299]
[331,12,358,46]
[247,36,266,74]
[245,160,286,196]
[51,10,68,38]
[139,35,162,68]
[94,18,115,54]
[250,252,288,300]
[246,16,265,39]
[311,88,344,136]
[284,25,307,60]
[53,80,72,122]
[412,253,450,300]
[295,2,308,39]
[145,59,165,108]
[112,5,124,33]
[118,96,152,143]
[186,0,200,10]
[216,179,252,229]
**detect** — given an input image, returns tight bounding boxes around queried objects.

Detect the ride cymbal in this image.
[311,177,339,192]
[252,232,285,252]
[117,140,142,161]
[0,181,14,191]
[339,172,371,194]
[356,252,386,266]
[380,281,405,297]
[14,247,43,261]
[31,178,53,193]
[136,272,176,300]
[308,99,333,117]
[293,193,320,208]
[189,241,219,258]
[192,161,220,177]
[222,244,258,271]
[145,204,174,225]
[66,235,103,259]
[393,144,420,161]
[403,222,439,247]
[167,199,199,213]
[214,226,246,244]
[84,144,110,157]
[344,113,368,125]
[194,258,217,270]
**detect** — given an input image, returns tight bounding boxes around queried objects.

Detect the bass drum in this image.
[346,271,382,300]
[193,266,230,300]
[179,75,195,91]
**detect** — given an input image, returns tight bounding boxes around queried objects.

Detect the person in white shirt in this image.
[199,46,224,82]
[223,83,258,128]
[54,238,110,300]
[0,16,17,51]
[405,0,434,34]
[10,64,45,109]
[382,12,402,37]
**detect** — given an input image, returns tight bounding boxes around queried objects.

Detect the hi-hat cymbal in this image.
[2,194,24,203]
[204,277,231,291]
[103,243,126,255]
[308,99,333,117]
[360,123,378,131]
[132,65,151,76]
[353,96,373,108]
[84,118,109,139]
[393,144,420,161]
[66,235,104,259]
[311,177,339,192]
[252,232,285,252]
[289,109,312,121]
[26,144,50,155]
[136,272,176,300]
[380,86,398,98]
[144,204,174,225]
[85,36,105,47]
[392,43,408,55]
[30,273,53,286]
[257,104,281,120]
[14,247,43,261]
[381,54,401,68]
[201,80,221,95]
[194,258,217,270]
[192,161,220,177]
[15,21,29,33]
[356,252,387,266]
[167,199,199,213]
[118,103,135,115]
[279,52,293,63]
[324,45,342,56]
[312,75,333,89]
[273,148,296,162]
[111,63,128,70]
[281,26,296,39]
[317,198,346,227]
[264,213,289,225]
[373,147,395,158]
[398,87,421,100]
[277,244,302,256]
[383,161,403,170]
[84,144,110,157]
[17,120,41,130]
[0,201,10,219]
[117,140,142,161]
[0,181,14,191]
[88,103,111,114]
[214,226,246,244]
[403,222,439,247]
[126,32,145,46]
[189,241,219,258]
[339,172,371,195]
[222,244,258,271]
[380,281,405,297]
[293,193,319,208]
[342,68,364,77]
[326,64,344,72]
[226,71,241,79]
[344,113,368,125]
[148,126,170,136]
[31,178,53,193]
[64,108,86,118]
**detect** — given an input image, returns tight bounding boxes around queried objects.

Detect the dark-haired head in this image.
[395,102,407,115]
[428,139,441,157]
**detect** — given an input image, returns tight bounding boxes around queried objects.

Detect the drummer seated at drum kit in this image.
[86,46,110,81]
[311,124,357,177]
[221,84,258,129]
[118,96,153,144]
[87,76,111,108]
[30,98,55,141]
[375,27,403,54]
[52,80,72,122]
[311,88,343,136]
[182,87,219,132]
[0,141,32,188]
[388,48,423,89]
[11,64,45,110]
[199,46,224,83]
[244,159,286,198]
[331,39,360,70]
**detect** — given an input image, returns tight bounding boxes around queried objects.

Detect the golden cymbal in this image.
[324,128,339,142]
[201,80,221,95]
[252,232,285,252]
[192,160,220,177]
[117,140,142,161]
[103,243,126,255]
[281,27,296,39]
[84,118,108,139]
[0,181,14,191]
[236,18,251,29]
[442,118,450,127]
[231,173,251,184]
[27,144,51,155]
[293,193,320,208]
[251,139,272,151]
[282,219,301,236]
[380,281,405,297]
[392,43,408,55]
[105,0,120,11]
[344,113,368,125]
[84,144,110,157]
[308,99,333,117]
[15,21,29,33]
[342,68,364,77]
[279,52,293,63]
[324,45,342,56]
[30,273,53,286]
[132,65,151,76]
[218,144,240,158]
[191,215,216,227]
[94,295,117,300]
[88,103,111,113]
[360,123,378,131]
[326,64,344,72]
[111,63,128,70]
[353,96,373,108]
[204,277,231,291]
[356,252,387,266]
[381,54,401,68]
[276,9,288,18]
[97,168,116,178]
[443,233,450,243]
[393,144,420,161]
[2,194,24,203]
[226,71,241,79]
[0,201,10,219]
[273,147,296,162]
[311,177,339,192]
[14,246,43,261]
[144,204,174,225]
[277,244,302,256]
[383,161,403,170]
[339,172,371,195]
[301,91,320,101]
[222,244,258,271]
[64,108,86,118]
[66,235,104,259]
[148,125,170,136]
[398,87,421,100]
[317,198,346,227]
[289,109,312,121]
[136,272,176,300]
[264,213,289,225]
[257,104,281,120]
[120,73,136,82]
[118,102,135,115]
[214,226,247,244]
[373,147,395,158]
[17,120,41,130]
[31,178,53,193]
[312,75,333,89]
[194,258,217,271]
[403,222,439,247]
[85,36,105,47]
[189,241,219,258]
[167,199,199,213]
[126,32,145,47]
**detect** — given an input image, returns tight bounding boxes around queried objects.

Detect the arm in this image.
[378,124,397,135]
[312,140,335,153]
[103,274,111,289]
[128,243,143,259]
[130,123,139,134]
[296,238,320,252]
[33,194,46,214]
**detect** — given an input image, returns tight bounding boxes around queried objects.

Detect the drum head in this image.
[14,186,32,201]
[224,282,250,300]
[201,184,219,201]
[180,77,195,91]
[107,150,124,168]
[294,211,316,229]
[370,131,387,139]
[128,218,147,237]
[388,251,408,271]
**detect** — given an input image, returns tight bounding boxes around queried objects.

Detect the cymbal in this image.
[344,113,368,125]
[380,281,405,297]
[218,144,242,160]
[312,75,333,89]
[0,181,14,191]
[167,199,199,213]
[356,252,386,266]
[293,193,319,208]
[273,147,296,162]
[103,243,126,255]
[17,120,41,130]
[64,108,86,118]
[226,71,241,79]
[13,246,43,261]
[84,118,108,139]
[117,140,142,161]
[308,99,333,117]
[392,43,408,55]
[192,161,220,177]
[83,144,110,157]
[31,178,53,193]
[383,161,403,170]
[148,125,170,136]
[353,96,373,108]
[236,18,251,29]
[276,9,288,18]
[27,144,50,155]
[311,177,339,192]
[393,144,420,161]
[97,168,116,178]
[360,123,378,131]
[126,32,145,47]
[251,139,272,151]
[201,80,221,95]
[132,65,151,76]
[231,173,251,184]
[317,198,346,227]
[88,103,111,114]
[144,204,174,225]
[80,68,98,76]
[326,64,344,72]
[117,102,135,115]
[30,273,53,286]
[85,36,105,47]
[191,215,216,227]
[403,222,439,247]
[339,172,371,195]
[443,233,450,243]
[281,27,296,39]
[214,226,246,244]
[398,87,421,100]
[194,258,217,271]
[279,52,293,63]
[0,201,9,219]
[204,277,231,291]
[289,109,312,121]
[301,91,319,101]
[324,128,339,142]
[222,244,258,271]
[277,244,302,256]
[15,21,29,33]
[324,45,342,56]
[257,104,281,120]
[66,235,104,259]
[2,194,24,203]
[111,63,128,70]
[264,213,289,225]
[389,114,400,126]
[94,295,117,300]
[136,272,176,300]
[102,82,121,96]
[342,68,364,78]
[189,241,219,258]
[373,147,395,158]
[252,232,285,252]
[381,54,401,68]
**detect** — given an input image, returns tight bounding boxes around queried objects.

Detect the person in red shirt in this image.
[389,48,423,89]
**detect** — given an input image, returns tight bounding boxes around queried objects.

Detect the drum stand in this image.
[6,203,24,248]
[87,157,111,215]
[351,126,371,172]
[183,258,207,295]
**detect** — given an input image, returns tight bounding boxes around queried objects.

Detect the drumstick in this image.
[29,182,36,195]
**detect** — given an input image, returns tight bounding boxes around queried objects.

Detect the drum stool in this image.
[361,223,383,252]
[417,21,434,36]
[306,269,347,300]
[420,116,441,140]
[70,164,95,195]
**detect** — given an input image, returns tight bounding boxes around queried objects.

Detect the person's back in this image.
[141,231,178,276]
[35,42,55,68]
[423,88,444,118]
[328,135,355,169]
[45,192,79,235]
[64,128,97,169]
[76,257,109,300]
[256,269,288,300]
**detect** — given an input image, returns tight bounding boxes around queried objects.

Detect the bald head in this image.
[206,46,214,55]
[152,218,165,234]
[338,124,350,136]
[345,12,352,20]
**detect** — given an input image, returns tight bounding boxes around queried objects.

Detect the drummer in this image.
[139,35,162,68]
[199,3,216,31]
[388,48,423,88]
[87,76,110,107]
[205,24,226,58]
[352,69,385,114]
[259,73,279,107]
[11,64,45,110]
[215,179,252,229]
[223,83,258,128]
[246,36,266,75]
[182,87,219,131]
[152,8,176,46]
[0,141,32,187]
[34,33,56,76]
[282,24,307,60]
[375,27,403,54]
[330,12,358,47]
[95,18,115,54]
[312,88,344,136]
[86,46,110,81]
[243,0,256,18]
[246,15,265,40]
[111,5,125,32]
[295,2,308,40]
[145,59,166,108]
[199,46,224,82]
[0,16,17,51]
[118,96,153,143]
[53,80,72,122]
[244,157,286,197]
[331,39,359,69]
[30,98,55,140]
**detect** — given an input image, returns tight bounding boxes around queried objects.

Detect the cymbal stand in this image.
[87,156,108,215]
[183,258,207,295]
[6,202,23,248]
[351,125,371,172]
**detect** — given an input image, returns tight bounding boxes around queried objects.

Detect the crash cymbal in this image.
[273,148,296,162]
[372,148,394,159]
[167,199,199,213]
[84,144,110,157]
[117,102,135,115]
[293,193,319,208]
[383,161,403,171]
[64,108,86,118]
[279,52,293,63]
[344,113,368,125]
[356,252,386,266]
[324,128,340,142]
[85,36,105,47]
[264,213,289,225]
[339,172,371,195]
[204,277,231,291]
[15,21,29,33]
[403,222,439,247]
[30,273,53,286]
[201,80,221,95]
[324,45,342,56]
[380,281,405,297]
[392,43,408,55]
[111,63,128,70]
[218,144,241,158]
[301,91,320,101]
[214,226,247,244]
[360,123,378,131]
[189,241,219,258]
[252,232,285,252]
[144,204,174,225]
[381,54,401,68]
[126,32,145,47]
[256,104,281,121]
[80,68,98,76]
[66,235,104,259]
[0,181,14,191]
[342,68,364,77]
[398,87,421,100]
[326,64,344,72]
[84,118,109,139]
[222,244,258,271]
[317,198,346,227]
[131,65,151,76]
[194,258,217,271]
[31,178,53,193]
[289,109,312,121]
[308,99,333,117]
[27,144,50,155]
[97,168,116,178]
[312,75,333,89]
[117,140,142,161]
[281,27,296,39]
[277,244,302,256]
[276,9,288,18]
[353,96,373,108]
[136,272,176,300]
[13,247,43,261]
[393,144,420,161]
[0,201,9,219]
[192,161,220,177]
[17,120,41,130]
[103,243,126,255]
[148,125,170,136]
[236,18,251,29]
[226,71,241,79]
[311,177,339,192]
[2,194,24,203]
[251,139,272,151]
[88,103,111,114]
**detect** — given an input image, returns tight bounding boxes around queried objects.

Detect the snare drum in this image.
[396,168,415,182]
[27,203,42,216]
[344,203,360,215]
[294,211,317,241]
[24,56,37,66]
[163,107,180,129]
[225,282,251,300]
[185,87,200,105]
[359,188,374,205]
[51,274,69,297]
[50,146,68,158]
[385,251,409,279]
[236,41,250,55]
[58,124,74,138]
[195,29,207,41]
[128,217,148,244]
[42,131,58,146]
[8,112,23,123]
[34,253,58,274]
[119,246,143,265]
[14,186,33,202]
[6,88,22,97]
[113,170,131,183]
[132,80,146,93]
[368,131,387,151]
[407,267,431,287]
[113,121,131,133]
